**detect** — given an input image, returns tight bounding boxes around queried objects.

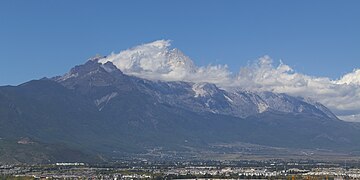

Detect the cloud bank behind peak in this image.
[99,40,360,122]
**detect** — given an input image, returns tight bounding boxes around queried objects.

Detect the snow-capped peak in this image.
[88,54,107,62]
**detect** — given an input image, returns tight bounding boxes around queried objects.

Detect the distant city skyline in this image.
[1,0,360,85]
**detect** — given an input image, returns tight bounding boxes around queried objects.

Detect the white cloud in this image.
[99,40,360,121]
[336,69,360,85]
[99,40,231,84]
[230,56,360,119]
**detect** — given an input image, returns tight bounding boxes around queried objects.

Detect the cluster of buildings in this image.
[2,161,360,179]
[304,168,360,179]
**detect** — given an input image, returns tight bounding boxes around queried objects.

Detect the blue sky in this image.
[1,0,359,85]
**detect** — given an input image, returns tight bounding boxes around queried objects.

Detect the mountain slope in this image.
[0,59,359,163]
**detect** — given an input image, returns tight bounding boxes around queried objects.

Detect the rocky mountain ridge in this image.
[0,58,359,164]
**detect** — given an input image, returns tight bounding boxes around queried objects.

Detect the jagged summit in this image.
[88,54,107,62]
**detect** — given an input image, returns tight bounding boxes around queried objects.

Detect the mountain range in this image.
[1,56,360,164]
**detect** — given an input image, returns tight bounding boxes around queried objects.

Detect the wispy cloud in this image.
[99,40,360,122]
